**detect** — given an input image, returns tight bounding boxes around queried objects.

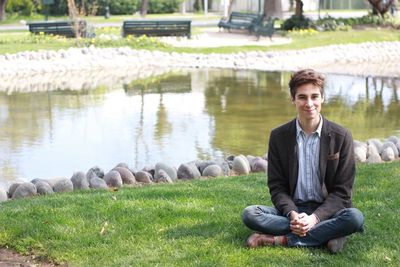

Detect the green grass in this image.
[0,161,399,266]
[1,27,399,55]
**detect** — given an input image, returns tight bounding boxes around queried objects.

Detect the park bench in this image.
[218,12,262,33]
[28,20,87,38]
[252,18,278,40]
[122,20,192,38]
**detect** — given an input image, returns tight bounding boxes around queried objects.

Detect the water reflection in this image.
[0,69,399,186]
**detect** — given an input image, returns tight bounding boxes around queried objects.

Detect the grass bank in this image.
[0,161,399,266]
[0,27,399,55]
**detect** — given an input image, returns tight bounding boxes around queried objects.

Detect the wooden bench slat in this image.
[122,20,191,38]
[28,20,86,38]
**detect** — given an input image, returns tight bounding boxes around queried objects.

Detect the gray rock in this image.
[367,153,382,164]
[86,166,105,179]
[8,182,22,198]
[251,157,268,173]
[368,139,383,154]
[142,166,155,178]
[30,178,48,185]
[226,155,235,161]
[0,188,8,202]
[129,168,137,176]
[381,147,395,162]
[53,179,74,193]
[154,169,173,183]
[89,177,109,189]
[113,167,136,184]
[354,146,367,163]
[232,155,250,175]
[155,162,177,181]
[381,141,399,158]
[387,135,399,145]
[367,144,380,159]
[246,155,256,166]
[202,164,222,177]
[71,171,90,190]
[196,160,215,174]
[36,181,54,195]
[354,140,367,154]
[214,159,231,176]
[135,171,153,184]
[12,182,37,199]
[115,162,129,169]
[104,171,123,188]
[177,162,201,180]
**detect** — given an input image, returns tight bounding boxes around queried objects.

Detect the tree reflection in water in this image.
[0,69,399,185]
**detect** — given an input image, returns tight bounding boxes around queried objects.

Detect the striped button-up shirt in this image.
[294,117,324,203]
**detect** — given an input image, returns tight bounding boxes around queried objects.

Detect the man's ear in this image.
[321,96,325,103]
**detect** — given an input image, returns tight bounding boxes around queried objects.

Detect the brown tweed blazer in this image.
[267,117,355,221]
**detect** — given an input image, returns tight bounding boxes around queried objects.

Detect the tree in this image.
[0,0,7,21]
[295,0,303,16]
[367,0,396,16]
[263,0,282,19]
[140,0,149,17]
[227,0,234,17]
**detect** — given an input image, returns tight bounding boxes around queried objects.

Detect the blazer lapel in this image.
[319,119,330,183]
[287,119,298,196]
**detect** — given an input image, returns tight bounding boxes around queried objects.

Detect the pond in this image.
[1,69,399,187]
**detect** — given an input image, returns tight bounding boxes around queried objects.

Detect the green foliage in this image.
[314,14,400,31]
[0,162,399,266]
[148,0,184,14]
[282,15,313,31]
[6,0,35,16]
[46,0,68,16]
[97,0,139,15]
[314,16,351,32]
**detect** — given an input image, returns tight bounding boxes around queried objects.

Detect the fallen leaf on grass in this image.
[100,221,109,235]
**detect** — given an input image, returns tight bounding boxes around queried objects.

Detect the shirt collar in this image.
[296,115,323,138]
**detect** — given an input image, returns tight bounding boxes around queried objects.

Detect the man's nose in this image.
[306,98,313,107]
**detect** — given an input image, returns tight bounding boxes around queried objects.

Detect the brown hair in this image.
[289,69,325,99]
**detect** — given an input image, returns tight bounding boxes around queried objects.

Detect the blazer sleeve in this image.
[267,130,298,216]
[313,130,355,221]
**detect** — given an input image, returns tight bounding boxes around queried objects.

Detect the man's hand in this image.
[290,212,319,237]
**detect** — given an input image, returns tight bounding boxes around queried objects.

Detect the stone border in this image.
[1,134,399,202]
[1,42,400,86]
[0,154,268,202]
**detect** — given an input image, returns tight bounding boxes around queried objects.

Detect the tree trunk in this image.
[264,0,282,19]
[227,0,234,17]
[67,0,78,18]
[67,0,82,38]
[295,0,303,16]
[367,0,395,16]
[140,0,149,17]
[0,0,7,21]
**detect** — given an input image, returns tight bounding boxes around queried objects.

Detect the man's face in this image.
[292,83,324,122]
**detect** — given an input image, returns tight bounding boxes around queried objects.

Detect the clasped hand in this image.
[289,211,319,237]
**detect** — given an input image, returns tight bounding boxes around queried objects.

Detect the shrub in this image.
[97,0,139,15]
[282,15,313,31]
[148,0,184,14]
[6,0,35,16]
[314,16,351,31]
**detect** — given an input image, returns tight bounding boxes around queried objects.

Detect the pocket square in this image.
[327,152,340,160]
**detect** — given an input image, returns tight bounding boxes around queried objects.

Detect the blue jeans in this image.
[242,204,364,247]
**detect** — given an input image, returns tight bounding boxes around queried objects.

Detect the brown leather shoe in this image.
[326,237,346,254]
[246,233,276,248]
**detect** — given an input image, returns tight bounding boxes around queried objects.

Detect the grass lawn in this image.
[0,161,398,266]
[0,26,399,55]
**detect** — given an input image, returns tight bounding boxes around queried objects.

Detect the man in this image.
[242,69,364,253]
